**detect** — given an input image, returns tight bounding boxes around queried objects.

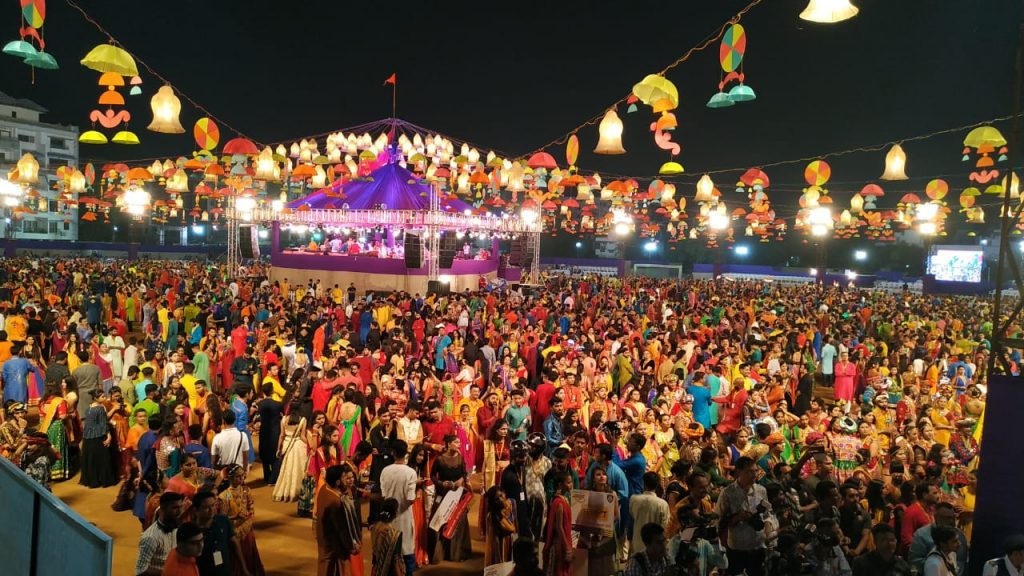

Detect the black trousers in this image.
[726,547,766,576]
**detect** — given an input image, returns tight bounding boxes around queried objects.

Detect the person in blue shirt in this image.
[182,424,212,468]
[543,396,565,456]
[613,431,648,547]
[585,441,630,537]
[688,372,713,430]
[231,386,255,464]
[1,345,32,404]
[134,365,155,406]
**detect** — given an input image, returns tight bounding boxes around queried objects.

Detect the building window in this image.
[10,111,16,119]
[17,133,34,143]
[0,129,10,138]
[49,221,58,234]
[48,200,58,212]
[63,221,70,231]
[49,137,68,150]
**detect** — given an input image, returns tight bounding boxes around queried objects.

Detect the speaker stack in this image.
[239,225,259,259]
[404,233,423,268]
[439,232,457,268]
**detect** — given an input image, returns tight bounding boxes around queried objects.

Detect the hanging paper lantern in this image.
[254,147,277,181]
[925,179,948,200]
[695,175,715,203]
[799,0,859,24]
[594,109,626,155]
[880,144,908,180]
[632,74,679,113]
[4,0,58,70]
[80,43,138,76]
[129,75,143,96]
[193,118,220,151]
[147,85,185,134]
[15,152,39,184]
[69,170,86,194]
[659,161,684,175]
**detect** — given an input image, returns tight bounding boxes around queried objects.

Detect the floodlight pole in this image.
[990,21,1024,375]
[427,182,440,282]
[529,227,541,284]
[226,194,240,279]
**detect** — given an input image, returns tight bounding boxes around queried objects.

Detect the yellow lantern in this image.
[799,0,859,23]
[880,144,908,180]
[15,153,39,184]
[311,166,327,188]
[69,170,86,194]
[148,160,164,177]
[695,174,715,203]
[850,193,864,214]
[147,85,185,134]
[254,147,277,181]
[839,209,853,227]
[594,109,626,155]
[166,169,189,193]
[1002,172,1020,198]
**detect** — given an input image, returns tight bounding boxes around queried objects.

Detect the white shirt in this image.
[211,428,250,467]
[380,463,418,555]
[983,558,1024,576]
[925,551,959,576]
[123,345,139,379]
[135,520,176,576]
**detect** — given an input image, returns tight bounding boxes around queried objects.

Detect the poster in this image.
[569,489,615,534]
[429,487,464,532]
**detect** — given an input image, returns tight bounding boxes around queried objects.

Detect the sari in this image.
[39,396,74,481]
[220,485,266,576]
[371,522,405,576]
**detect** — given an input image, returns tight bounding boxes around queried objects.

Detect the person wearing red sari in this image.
[545,470,574,576]
[713,378,748,436]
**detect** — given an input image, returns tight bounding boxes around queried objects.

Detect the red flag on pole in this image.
[384,73,396,85]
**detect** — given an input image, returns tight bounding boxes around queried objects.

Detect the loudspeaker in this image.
[439,232,457,268]
[404,233,422,268]
[239,225,259,259]
[509,236,525,266]
[427,280,450,295]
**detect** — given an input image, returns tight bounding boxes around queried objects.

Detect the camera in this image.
[680,510,719,542]
[746,501,768,531]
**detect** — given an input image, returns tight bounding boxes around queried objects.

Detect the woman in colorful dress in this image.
[155,416,184,480]
[482,418,511,492]
[430,435,472,563]
[272,408,309,502]
[220,464,266,576]
[408,444,431,567]
[306,425,342,516]
[455,403,477,474]
[336,389,362,459]
[826,415,861,483]
[545,469,574,576]
[165,452,221,501]
[371,498,405,576]
[653,411,680,482]
[38,383,75,481]
[482,486,516,567]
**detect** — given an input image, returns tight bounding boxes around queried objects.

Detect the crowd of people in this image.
[0,256,1021,576]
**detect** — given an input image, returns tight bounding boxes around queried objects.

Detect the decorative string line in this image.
[64,0,260,145]
[517,0,764,160]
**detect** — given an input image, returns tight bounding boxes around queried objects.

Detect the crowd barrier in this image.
[0,457,112,576]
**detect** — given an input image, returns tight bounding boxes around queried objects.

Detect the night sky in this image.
[1,0,1020,204]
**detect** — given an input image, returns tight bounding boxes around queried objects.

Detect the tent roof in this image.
[287,162,473,213]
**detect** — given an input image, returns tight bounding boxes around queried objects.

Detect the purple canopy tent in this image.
[287,161,474,213]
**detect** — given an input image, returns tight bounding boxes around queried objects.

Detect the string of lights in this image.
[65,0,261,144]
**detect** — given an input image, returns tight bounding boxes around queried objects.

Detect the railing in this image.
[0,457,113,576]
[249,207,542,234]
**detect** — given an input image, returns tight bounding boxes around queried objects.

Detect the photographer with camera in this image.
[715,456,772,576]
[805,517,853,576]
[669,475,728,576]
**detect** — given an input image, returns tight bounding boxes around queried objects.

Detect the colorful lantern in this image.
[11,152,38,185]
[3,0,58,70]
[147,85,185,134]
[594,109,626,155]
[695,174,715,203]
[632,74,679,113]
[80,43,138,76]
[254,147,277,181]
[709,24,755,108]
[880,144,908,180]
